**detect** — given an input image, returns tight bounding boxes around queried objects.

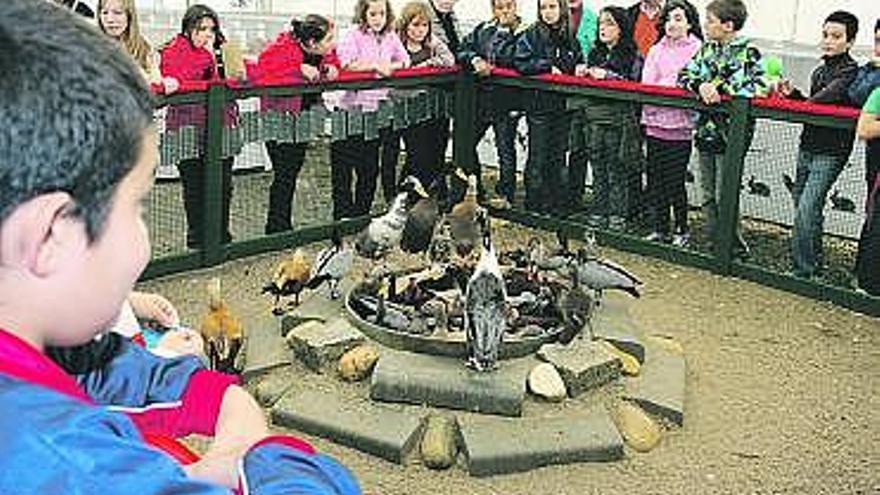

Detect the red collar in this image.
[0,328,93,403]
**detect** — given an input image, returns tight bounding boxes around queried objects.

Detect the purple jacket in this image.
[335,27,410,111]
[640,34,701,141]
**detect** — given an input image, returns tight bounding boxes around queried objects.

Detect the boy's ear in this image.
[0,192,87,277]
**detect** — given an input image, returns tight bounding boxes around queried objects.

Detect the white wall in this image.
[138,0,877,49]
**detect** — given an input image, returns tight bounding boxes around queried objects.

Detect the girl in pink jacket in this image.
[640,0,702,246]
[331,0,411,220]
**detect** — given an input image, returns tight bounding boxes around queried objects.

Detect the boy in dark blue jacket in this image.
[457,0,526,208]
[0,2,359,493]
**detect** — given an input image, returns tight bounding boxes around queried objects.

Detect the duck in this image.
[262,249,312,314]
[400,177,441,256]
[556,263,597,344]
[464,211,507,372]
[355,176,428,259]
[830,189,856,213]
[307,230,354,300]
[747,175,771,197]
[448,171,485,259]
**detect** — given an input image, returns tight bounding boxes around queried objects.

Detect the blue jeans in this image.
[791,150,846,277]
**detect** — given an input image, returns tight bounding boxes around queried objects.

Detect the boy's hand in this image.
[472,57,492,77]
[301,64,320,82]
[550,66,563,75]
[129,291,180,328]
[775,79,794,97]
[698,82,721,104]
[587,67,607,79]
[574,64,588,77]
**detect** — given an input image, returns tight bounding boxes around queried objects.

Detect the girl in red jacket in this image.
[160,4,237,249]
[256,15,340,234]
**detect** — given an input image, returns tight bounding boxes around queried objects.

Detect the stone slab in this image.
[242,312,292,380]
[286,317,365,372]
[460,408,624,476]
[538,340,621,398]
[624,339,686,426]
[248,366,296,407]
[271,389,423,464]
[370,351,529,417]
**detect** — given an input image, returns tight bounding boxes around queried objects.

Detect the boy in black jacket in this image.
[457,0,526,208]
[777,11,859,279]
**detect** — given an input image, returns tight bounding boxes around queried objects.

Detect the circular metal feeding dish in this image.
[345,267,566,360]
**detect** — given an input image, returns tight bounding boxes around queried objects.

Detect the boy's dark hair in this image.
[824,11,858,42]
[353,0,395,35]
[706,0,747,31]
[181,4,225,46]
[291,14,333,45]
[0,0,154,241]
[656,0,703,42]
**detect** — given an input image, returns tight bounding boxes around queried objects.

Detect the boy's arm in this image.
[849,65,880,106]
[678,44,712,93]
[513,30,552,76]
[456,24,482,69]
[809,63,858,104]
[729,45,767,97]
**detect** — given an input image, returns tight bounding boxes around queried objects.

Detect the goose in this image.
[464,211,507,372]
[355,176,428,259]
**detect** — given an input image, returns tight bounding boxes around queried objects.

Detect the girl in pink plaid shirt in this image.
[640,0,702,245]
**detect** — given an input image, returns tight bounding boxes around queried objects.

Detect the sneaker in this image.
[671,231,690,247]
[488,196,512,210]
[608,216,627,232]
[643,231,667,243]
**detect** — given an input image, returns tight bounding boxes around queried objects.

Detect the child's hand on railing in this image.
[574,64,588,77]
[375,60,394,77]
[301,64,321,82]
[471,56,492,77]
[162,77,180,94]
[587,67,607,80]
[698,82,721,104]
[323,65,339,81]
[551,66,563,75]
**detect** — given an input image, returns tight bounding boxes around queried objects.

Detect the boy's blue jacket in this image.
[0,329,360,494]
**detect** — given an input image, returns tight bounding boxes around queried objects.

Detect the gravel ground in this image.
[139,221,879,495]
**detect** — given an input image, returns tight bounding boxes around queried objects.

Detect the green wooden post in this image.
[715,97,751,274]
[203,83,227,266]
[452,76,477,171]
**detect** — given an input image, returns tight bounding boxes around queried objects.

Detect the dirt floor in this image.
[138,221,879,495]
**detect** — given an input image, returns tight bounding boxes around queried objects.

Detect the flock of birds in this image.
[195,169,646,374]
[254,169,643,372]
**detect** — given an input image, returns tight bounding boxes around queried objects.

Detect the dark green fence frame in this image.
[142,72,879,317]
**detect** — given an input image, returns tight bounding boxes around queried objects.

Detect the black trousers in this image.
[378,127,403,204]
[265,140,307,234]
[401,118,449,198]
[330,135,380,220]
[525,111,570,213]
[178,156,234,249]
[645,136,691,234]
